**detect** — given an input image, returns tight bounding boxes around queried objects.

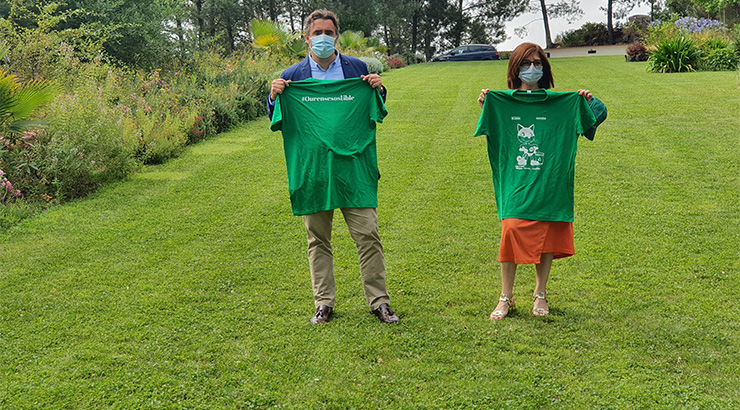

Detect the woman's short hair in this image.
[507,42,554,90]
[304,9,339,35]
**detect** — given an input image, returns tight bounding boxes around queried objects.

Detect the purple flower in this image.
[675,17,725,34]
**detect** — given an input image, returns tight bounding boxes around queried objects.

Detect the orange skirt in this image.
[498,218,574,264]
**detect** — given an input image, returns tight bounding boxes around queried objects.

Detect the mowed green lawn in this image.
[1,56,739,409]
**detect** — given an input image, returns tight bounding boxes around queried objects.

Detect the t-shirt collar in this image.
[510,88,549,102]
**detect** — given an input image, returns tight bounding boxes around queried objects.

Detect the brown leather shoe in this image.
[372,303,400,324]
[310,305,333,324]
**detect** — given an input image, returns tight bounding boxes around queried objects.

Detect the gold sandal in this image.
[490,294,515,320]
[532,291,549,316]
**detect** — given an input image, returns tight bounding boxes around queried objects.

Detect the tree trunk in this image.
[175,17,186,57]
[539,0,554,49]
[455,0,463,47]
[412,9,419,53]
[269,0,277,21]
[383,25,392,55]
[208,0,216,38]
[225,16,234,53]
[195,0,204,47]
[607,0,614,44]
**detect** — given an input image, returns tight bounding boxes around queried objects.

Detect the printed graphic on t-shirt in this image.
[515,124,544,170]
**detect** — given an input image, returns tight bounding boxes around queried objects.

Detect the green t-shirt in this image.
[474,89,597,222]
[270,77,388,215]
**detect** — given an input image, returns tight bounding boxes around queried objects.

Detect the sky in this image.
[497,1,654,51]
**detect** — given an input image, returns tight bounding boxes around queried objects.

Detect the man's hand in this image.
[270,79,292,102]
[478,88,489,108]
[361,74,382,89]
[578,89,593,102]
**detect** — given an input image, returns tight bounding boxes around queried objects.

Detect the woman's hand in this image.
[578,89,593,102]
[478,88,490,108]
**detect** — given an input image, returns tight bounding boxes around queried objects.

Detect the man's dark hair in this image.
[304,9,339,34]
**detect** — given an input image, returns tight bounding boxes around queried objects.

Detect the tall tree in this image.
[467,0,529,45]
[518,1,582,48]
[603,0,663,43]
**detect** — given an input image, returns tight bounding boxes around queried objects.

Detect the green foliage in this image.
[0,2,111,78]
[358,56,384,74]
[338,30,388,56]
[0,68,57,136]
[558,22,619,47]
[644,15,737,72]
[698,45,740,70]
[401,51,426,65]
[1,17,281,205]
[648,36,701,72]
[250,19,306,60]
[32,86,136,200]
[690,0,740,13]
[338,30,368,50]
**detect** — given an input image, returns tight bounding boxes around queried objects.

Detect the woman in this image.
[474,42,607,319]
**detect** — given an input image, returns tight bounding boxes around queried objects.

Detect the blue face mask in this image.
[519,65,544,85]
[310,34,336,59]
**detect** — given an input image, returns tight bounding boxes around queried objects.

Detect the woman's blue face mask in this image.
[519,64,544,85]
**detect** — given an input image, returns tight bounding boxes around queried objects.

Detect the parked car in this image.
[431,44,500,62]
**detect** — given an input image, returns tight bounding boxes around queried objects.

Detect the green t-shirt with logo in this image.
[270,77,388,215]
[474,89,597,222]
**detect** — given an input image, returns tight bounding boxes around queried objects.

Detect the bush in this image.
[32,85,136,201]
[386,55,406,69]
[644,16,736,73]
[733,24,740,54]
[648,36,701,73]
[698,47,739,71]
[626,43,649,62]
[558,22,620,47]
[359,57,384,74]
[402,52,425,65]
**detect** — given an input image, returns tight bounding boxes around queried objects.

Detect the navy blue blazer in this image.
[266,53,386,119]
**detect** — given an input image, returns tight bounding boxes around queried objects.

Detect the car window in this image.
[453,47,467,54]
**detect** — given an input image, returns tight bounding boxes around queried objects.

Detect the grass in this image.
[1,56,739,409]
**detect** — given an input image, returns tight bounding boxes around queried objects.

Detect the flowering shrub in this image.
[645,16,737,73]
[0,169,22,204]
[387,56,406,69]
[674,17,725,34]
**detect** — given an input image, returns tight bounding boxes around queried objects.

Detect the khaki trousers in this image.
[302,207,390,311]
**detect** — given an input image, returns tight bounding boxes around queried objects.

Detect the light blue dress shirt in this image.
[307,53,345,80]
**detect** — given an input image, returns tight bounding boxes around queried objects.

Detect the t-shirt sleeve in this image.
[270,94,283,132]
[371,87,388,124]
[574,94,597,136]
[582,97,607,141]
[474,93,492,137]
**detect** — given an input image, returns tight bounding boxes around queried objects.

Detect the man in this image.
[267,9,398,325]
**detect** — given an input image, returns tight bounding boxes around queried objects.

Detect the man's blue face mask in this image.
[310,34,336,59]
